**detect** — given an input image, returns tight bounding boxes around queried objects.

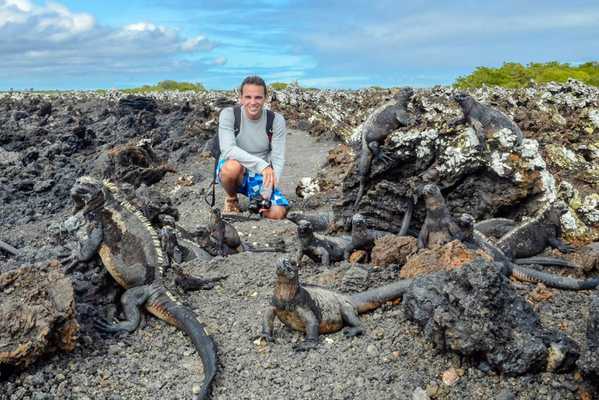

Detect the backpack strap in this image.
[233,105,242,136]
[265,109,275,152]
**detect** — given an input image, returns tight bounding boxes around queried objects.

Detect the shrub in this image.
[454,62,599,88]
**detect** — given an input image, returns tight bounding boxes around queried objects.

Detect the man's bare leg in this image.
[219,160,245,212]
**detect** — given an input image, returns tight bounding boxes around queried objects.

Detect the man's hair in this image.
[240,75,267,97]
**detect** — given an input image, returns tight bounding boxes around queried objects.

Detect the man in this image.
[217,76,288,220]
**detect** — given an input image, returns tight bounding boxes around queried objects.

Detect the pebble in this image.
[495,389,516,400]
[366,344,378,356]
[412,387,430,400]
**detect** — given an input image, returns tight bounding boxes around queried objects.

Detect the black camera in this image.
[248,194,271,214]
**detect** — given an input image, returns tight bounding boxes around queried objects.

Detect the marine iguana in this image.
[208,206,241,256]
[260,257,412,351]
[417,184,464,249]
[204,207,285,256]
[287,211,338,232]
[497,201,575,260]
[354,87,416,209]
[457,213,598,290]
[451,93,523,148]
[343,213,389,261]
[296,220,350,267]
[61,176,217,399]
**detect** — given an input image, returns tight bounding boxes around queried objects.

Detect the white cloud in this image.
[211,56,227,65]
[0,0,214,78]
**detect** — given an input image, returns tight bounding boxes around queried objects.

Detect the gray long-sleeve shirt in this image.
[218,106,287,183]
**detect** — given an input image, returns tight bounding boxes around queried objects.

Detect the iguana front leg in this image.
[369,141,393,165]
[316,246,331,266]
[292,307,320,352]
[62,220,103,272]
[471,119,486,149]
[448,115,466,128]
[296,247,305,267]
[95,284,154,333]
[260,307,277,342]
[417,223,429,249]
[548,237,575,253]
[344,243,356,261]
[340,303,364,337]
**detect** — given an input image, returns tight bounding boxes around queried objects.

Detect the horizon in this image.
[1,0,598,91]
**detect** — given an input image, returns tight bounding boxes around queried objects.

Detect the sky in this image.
[0,0,598,90]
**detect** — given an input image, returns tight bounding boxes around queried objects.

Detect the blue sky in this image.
[1,0,598,90]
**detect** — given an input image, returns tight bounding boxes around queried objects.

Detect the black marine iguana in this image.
[417,183,464,249]
[206,207,285,256]
[260,257,412,351]
[287,211,338,232]
[457,213,599,290]
[497,201,575,261]
[354,87,416,209]
[343,213,389,261]
[451,93,524,149]
[61,176,217,399]
[296,220,350,266]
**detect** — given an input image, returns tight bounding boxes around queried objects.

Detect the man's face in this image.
[240,83,266,120]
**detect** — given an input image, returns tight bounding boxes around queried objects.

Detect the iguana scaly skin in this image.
[473,218,516,240]
[452,93,523,148]
[64,176,217,400]
[457,213,599,290]
[261,258,412,351]
[354,87,416,209]
[497,201,575,259]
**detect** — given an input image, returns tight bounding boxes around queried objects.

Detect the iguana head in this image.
[297,220,314,238]
[351,213,368,233]
[421,183,445,209]
[547,200,569,222]
[453,93,474,109]
[209,207,222,224]
[456,213,475,240]
[393,87,414,104]
[70,176,105,214]
[276,257,298,280]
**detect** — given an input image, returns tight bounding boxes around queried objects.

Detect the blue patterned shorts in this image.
[216,159,289,207]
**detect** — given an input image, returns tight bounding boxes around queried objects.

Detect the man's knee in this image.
[262,206,287,220]
[219,160,244,182]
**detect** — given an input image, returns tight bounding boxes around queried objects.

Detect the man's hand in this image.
[261,166,275,190]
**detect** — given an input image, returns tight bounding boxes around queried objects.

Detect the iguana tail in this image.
[514,256,579,269]
[510,265,599,290]
[398,200,413,236]
[146,292,217,400]
[350,279,413,314]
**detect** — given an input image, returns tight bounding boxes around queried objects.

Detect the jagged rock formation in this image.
[403,259,579,376]
[0,261,79,375]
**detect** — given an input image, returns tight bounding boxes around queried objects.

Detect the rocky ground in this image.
[1,86,598,400]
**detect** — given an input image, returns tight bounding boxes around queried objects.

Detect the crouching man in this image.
[217,75,288,219]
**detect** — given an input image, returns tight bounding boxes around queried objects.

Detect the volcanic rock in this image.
[400,240,492,278]
[370,235,418,267]
[403,259,579,375]
[0,261,79,374]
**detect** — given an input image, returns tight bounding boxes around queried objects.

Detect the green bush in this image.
[270,82,289,90]
[122,80,206,93]
[454,62,599,88]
